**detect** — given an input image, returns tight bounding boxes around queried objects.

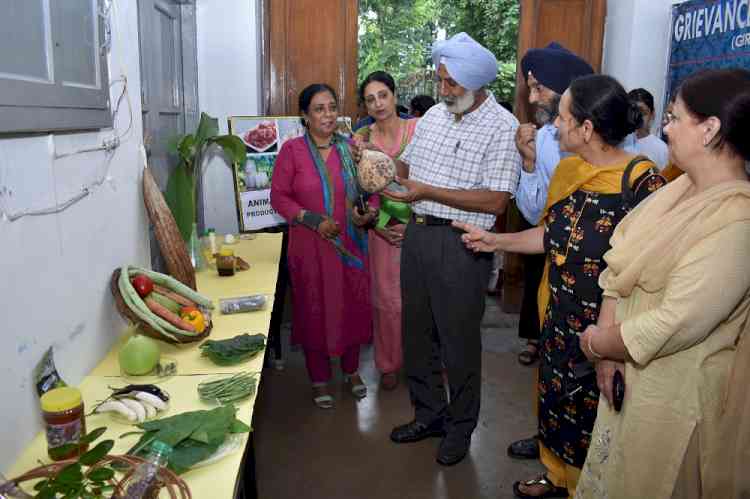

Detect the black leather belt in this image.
[412,213,453,226]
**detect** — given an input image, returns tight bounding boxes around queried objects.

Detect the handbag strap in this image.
[621,155,650,211]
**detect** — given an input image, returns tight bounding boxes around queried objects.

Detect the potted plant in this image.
[165,112,247,242]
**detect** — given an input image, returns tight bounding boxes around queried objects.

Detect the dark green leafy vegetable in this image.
[199,333,265,366]
[123,404,250,474]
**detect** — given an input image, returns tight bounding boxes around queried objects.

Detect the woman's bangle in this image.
[588,332,604,360]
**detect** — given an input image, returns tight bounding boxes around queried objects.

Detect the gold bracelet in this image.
[588,332,604,360]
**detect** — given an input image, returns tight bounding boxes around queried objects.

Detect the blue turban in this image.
[520,42,594,95]
[431,33,498,91]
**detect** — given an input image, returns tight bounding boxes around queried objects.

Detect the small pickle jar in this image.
[216,247,236,277]
[40,387,88,461]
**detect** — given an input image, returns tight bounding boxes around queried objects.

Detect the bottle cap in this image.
[41,387,83,412]
[150,440,172,455]
[208,228,216,234]
[219,247,234,257]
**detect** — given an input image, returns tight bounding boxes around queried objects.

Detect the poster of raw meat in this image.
[228,116,303,231]
[228,115,353,231]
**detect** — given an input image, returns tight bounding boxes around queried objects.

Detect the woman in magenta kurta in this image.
[270,83,374,409]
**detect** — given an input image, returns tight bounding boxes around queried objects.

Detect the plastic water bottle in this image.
[0,472,31,499]
[123,440,172,499]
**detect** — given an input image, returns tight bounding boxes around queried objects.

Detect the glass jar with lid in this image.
[40,387,88,461]
[216,247,236,277]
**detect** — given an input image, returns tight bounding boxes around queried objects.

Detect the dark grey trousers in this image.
[400,221,492,437]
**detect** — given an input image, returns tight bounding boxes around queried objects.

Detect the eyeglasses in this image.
[664,111,678,124]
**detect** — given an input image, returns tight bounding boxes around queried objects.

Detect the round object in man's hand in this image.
[358,150,396,193]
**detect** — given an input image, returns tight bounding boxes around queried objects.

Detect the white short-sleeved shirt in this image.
[400,93,521,229]
[637,134,669,170]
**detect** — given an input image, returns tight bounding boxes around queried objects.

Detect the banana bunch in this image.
[93,384,169,423]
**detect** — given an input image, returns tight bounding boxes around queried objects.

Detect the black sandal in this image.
[518,343,539,366]
[512,475,568,498]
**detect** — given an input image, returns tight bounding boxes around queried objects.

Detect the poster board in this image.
[665,0,750,108]
[228,116,353,232]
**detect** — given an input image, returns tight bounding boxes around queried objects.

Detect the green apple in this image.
[119,334,161,375]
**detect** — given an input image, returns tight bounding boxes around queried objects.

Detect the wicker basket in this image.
[142,166,196,291]
[11,454,191,499]
[110,268,211,344]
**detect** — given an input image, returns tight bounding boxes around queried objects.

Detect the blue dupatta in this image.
[303,132,368,269]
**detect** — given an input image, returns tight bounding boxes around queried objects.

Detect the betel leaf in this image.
[78,439,114,466]
[124,405,249,474]
[168,439,222,475]
[229,418,251,434]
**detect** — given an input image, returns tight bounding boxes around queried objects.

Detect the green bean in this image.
[129,267,214,308]
[198,372,258,404]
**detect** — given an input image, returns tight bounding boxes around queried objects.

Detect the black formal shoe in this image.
[436,433,471,466]
[507,436,540,460]
[390,420,446,443]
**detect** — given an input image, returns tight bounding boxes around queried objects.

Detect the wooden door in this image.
[503,0,606,312]
[263,0,358,119]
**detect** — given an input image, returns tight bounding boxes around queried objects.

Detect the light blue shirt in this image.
[514,125,640,225]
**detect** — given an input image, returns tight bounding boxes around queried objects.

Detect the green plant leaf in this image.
[195,112,220,143]
[165,164,196,242]
[62,485,83,499]
[36,487,56,499]
[50,443,79,460]
[34,479,50,490]
[81,427,107,445]
[56,462,83,484]
[178,135,198,168]
[87,467,115,482]
[78,440,114,466]
[209,136,247,169]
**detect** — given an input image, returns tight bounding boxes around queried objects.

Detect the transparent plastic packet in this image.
[219,295,267,314]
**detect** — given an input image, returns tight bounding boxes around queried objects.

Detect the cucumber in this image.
[149,292,182,315]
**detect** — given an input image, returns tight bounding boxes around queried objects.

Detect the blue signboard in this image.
[666,0,750,104]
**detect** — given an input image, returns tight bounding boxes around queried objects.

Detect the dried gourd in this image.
[357,150,397,193]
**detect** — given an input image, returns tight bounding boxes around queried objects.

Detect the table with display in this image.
[7,233,283,499]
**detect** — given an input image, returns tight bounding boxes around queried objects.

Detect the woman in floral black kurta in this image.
[539,171,664,467]
[453,75,667,498]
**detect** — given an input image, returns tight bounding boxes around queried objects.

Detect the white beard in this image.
[444,91,476,115]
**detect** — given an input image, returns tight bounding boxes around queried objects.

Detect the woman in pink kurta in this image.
[354,71,418,390]
[270,84,373,409]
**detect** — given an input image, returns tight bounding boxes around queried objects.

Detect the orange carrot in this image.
[152,284,197,308]
[144,297,196,332]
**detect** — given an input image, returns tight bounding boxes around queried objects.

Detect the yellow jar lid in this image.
[219,247,234,257]
[41,387,83,412]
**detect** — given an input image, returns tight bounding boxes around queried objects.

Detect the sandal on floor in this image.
[312,386,334,409]
[518,343,540,366]
[344,373,367,399]
[512,475,567,498]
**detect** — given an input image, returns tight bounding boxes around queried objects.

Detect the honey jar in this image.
[40,387,88,461]
[216,247,236,277]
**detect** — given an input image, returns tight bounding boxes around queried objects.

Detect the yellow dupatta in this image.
[536,155,655,326]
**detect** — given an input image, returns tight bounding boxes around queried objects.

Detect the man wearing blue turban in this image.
[385,32,522,466]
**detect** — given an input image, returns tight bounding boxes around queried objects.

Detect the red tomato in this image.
[131,275,154,298]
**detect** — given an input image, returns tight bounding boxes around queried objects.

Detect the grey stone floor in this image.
[252,296,543,499]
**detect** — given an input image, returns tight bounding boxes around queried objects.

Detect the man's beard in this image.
[444,91,476,115]
[534,93,561,125]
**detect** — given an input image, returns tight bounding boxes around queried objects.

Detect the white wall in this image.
[0,1,149,472]
[197,0,262,235]
[603,0,687,130]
